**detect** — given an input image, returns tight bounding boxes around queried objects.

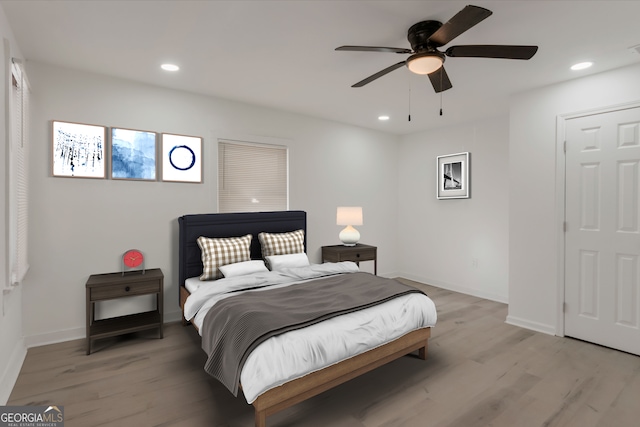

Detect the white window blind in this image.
[9,60,29,285]
[218,140,288,213]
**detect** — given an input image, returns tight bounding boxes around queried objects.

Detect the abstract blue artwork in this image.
[52,121,106,178]
[111,128,157,180]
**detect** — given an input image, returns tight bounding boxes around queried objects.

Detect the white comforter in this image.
[184,262,437,403]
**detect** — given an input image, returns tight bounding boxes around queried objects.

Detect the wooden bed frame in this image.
[178,211,431,427]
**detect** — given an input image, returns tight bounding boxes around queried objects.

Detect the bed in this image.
[178,210,436,427]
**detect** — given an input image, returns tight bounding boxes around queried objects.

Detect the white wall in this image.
[22,61,400,345]
[0,4,27,405]
[398,116,510,302]
[508,62,640,334]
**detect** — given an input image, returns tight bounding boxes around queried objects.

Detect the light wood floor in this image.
[9,280,640,427]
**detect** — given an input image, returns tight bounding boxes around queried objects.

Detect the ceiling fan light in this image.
[407,53,444,75]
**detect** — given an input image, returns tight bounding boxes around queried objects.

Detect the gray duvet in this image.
[201,271,425,396]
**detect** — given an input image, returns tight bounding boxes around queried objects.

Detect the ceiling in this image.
[2,0,640,135]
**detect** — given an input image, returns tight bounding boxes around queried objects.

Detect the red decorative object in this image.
[122,249,145,275]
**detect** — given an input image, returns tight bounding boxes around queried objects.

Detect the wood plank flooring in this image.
[8,279,640,427]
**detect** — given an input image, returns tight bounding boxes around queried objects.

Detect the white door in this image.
[565,106,640,355]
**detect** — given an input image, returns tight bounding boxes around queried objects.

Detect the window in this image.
[9,59,29,285]
[218,140,288,213]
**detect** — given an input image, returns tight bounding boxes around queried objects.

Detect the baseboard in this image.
[0,338,27,405]
[399,274,557,336]
[398,273,509,304]
[505,315,556,336]
[23,326,85,349]
[23,310,184,349]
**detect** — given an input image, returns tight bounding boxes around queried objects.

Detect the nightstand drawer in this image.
[335,247,376,262]
[321,244,377,275]
[90,280,160,301]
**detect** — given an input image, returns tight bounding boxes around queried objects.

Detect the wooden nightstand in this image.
[85,268,164,354]
[321,244,377,275]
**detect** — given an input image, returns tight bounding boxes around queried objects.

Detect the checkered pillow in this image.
[258,229,305,258]
[197,234,252,280]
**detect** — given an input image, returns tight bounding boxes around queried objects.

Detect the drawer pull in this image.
[125,286,131,292]
[356,253,361,258]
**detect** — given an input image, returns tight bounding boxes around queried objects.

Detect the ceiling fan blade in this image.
[428,5,493,47]
[352,61,406,87]
[336,45,413,54]
[445,45,538,59]
[427,66,453,93]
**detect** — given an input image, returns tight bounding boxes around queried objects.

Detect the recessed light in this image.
[161,63,180,71]
[378,115,390,121]
[571,62,593,71]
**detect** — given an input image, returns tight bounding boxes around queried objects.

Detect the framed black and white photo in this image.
[161,133,202,183]
[111,127,157,181]
[52,120,106,178]
[436,152,470,199]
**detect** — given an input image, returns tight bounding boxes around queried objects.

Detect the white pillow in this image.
[219,260,269,278]
[266,253,310,271]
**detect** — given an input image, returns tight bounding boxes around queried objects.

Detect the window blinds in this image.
[10,60,29,285]
[218,140,288,213]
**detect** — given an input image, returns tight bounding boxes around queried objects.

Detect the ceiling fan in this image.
[336,4,538,93]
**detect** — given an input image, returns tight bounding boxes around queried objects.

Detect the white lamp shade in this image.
[336,207,363,226]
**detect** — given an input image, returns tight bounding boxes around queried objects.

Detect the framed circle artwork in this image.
[161,133,202,183]
[168,145,196,171]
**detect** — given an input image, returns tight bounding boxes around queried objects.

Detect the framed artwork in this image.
[52,120,106,178]
[436,152,470,199]
[111,127,157,181]
[161,133,202,183]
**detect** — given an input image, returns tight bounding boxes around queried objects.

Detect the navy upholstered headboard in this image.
[178,210,307,297]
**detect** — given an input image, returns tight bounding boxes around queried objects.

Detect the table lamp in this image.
[336,207,363,246]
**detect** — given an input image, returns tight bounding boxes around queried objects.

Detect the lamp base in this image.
[339,225,360,246]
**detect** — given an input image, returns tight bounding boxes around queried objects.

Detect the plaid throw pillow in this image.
[197,234,252,280]
[258,229,305,258]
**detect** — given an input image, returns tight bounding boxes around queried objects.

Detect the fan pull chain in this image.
[408,77,411,122]
[439,70,444,116]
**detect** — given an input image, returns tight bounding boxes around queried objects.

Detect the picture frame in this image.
[52,120,106,178]
[110,127,157,181]
[161,133,202,183]
[436,152,470,199]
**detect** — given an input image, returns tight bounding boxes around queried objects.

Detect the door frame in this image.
[555,100,640,337]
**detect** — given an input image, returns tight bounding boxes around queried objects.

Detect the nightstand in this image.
[85,268,163,354]
[321,244,377,275]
